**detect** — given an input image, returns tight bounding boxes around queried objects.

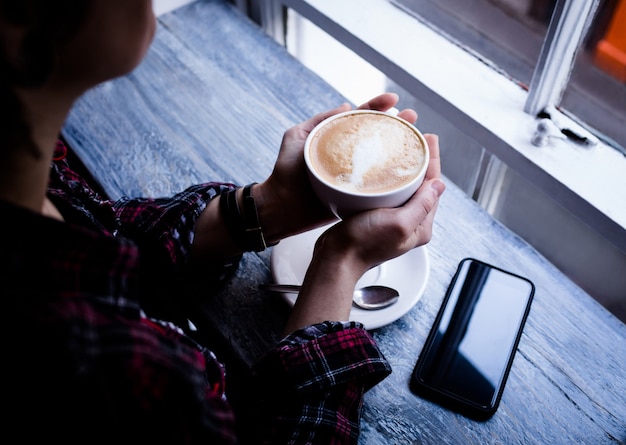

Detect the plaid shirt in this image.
[1,140,391,444]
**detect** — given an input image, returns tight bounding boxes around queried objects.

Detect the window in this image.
[564,0,625,150]
[260,0,625,233]
[246,0,626,317]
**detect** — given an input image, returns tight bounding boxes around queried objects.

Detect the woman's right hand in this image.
[283,134,445,334]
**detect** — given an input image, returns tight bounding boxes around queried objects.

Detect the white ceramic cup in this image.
[304,109,429,218]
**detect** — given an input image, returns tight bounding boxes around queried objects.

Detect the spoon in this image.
[260,283,400,310]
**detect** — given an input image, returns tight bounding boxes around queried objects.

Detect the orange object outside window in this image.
[594,0,626,82]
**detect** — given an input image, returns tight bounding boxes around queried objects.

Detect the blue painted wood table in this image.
[62,0,626,443]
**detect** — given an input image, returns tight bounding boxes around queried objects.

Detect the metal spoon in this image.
[260,283,400,310]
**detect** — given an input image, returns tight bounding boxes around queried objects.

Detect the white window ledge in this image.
[153,0,195,16]
[283,0,626,252]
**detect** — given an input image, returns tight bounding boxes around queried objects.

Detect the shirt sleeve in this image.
[252,321,392,444]
[112,182,234,273]
[48,139,242,325]
[49,139,239,279]
[111,184,243,321]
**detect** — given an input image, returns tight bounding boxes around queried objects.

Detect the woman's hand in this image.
[191,93,419,258]
[319,133,443,271]
[255,93,419,244]
[283,134,444,334]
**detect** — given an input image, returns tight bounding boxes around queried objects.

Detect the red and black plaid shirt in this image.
[1,139,391,443]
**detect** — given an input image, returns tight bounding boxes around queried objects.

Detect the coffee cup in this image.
[304,109,429,218]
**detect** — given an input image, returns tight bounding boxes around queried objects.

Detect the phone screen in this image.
[411,258,534,420]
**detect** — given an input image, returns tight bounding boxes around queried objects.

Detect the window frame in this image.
[525,0,599,117]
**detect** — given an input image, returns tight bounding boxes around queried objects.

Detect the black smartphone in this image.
[411,258,535,420]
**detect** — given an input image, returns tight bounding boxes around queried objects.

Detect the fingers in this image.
[298,103,352,134]
[398,109,418,124]
[410,133,444,232]
[300,92,418,134]
[390,177,443,251]
[357,92,399,111]
[393,133,445,249]
[423,133,442,182]
[406,177,444,223]
[357,93,418,124]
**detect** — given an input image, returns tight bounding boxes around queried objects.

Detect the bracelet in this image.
[219,183,274,252]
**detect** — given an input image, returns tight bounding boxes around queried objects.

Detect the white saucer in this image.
[270,223,430,329]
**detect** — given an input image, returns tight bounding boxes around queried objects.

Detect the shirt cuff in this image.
[256,321,392,395]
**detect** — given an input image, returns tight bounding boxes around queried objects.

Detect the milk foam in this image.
[350,130,386,188]
[310,113,425,193]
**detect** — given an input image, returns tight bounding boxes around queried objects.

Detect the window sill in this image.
[284,0,626,252]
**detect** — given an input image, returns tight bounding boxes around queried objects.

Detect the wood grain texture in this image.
[62,1,626,443]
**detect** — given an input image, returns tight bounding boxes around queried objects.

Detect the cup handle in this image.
[385,107,399,117]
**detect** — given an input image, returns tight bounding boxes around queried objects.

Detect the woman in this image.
[0,0,445,443]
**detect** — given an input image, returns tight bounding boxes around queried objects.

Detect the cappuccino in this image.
[308,112,426,194]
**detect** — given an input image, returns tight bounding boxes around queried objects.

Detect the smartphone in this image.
[411,258,535,420]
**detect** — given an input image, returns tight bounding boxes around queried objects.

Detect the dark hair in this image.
[0,1,90,158]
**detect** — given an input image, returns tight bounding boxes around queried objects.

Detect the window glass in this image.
[392,0,625,152]
[562,0,626,151]
[391,0,548,91]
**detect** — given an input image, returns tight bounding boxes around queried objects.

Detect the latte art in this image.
[309,113,426,194]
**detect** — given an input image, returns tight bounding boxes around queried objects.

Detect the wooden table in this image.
[62,1,626,443]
